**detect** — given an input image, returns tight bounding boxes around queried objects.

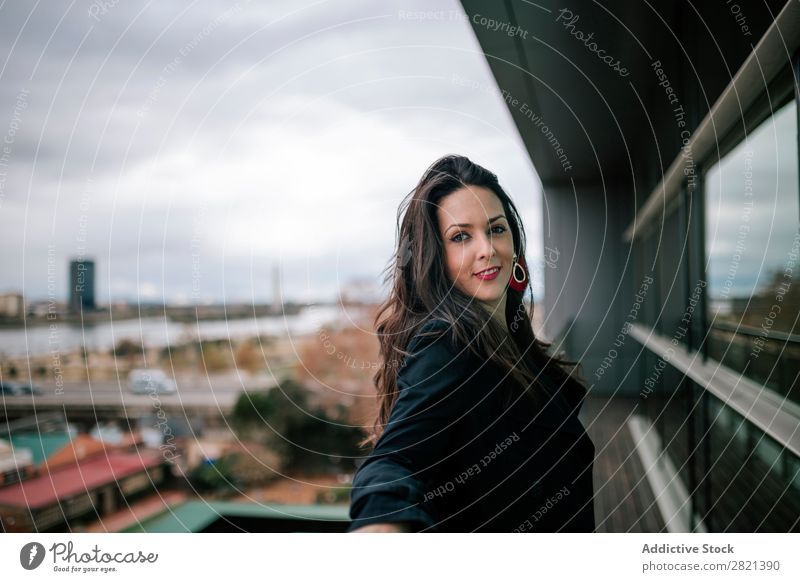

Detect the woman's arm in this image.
[348,319,474,533]
[349,522,412,533]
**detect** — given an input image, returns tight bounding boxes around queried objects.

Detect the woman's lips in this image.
[474,266,500,281]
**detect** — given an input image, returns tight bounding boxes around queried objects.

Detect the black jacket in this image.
[348,318,595,532]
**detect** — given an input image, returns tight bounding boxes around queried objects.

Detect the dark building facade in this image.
[461,0,799,531]
[69,259,95,312]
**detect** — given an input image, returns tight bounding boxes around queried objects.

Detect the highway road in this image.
[0,370,283,418]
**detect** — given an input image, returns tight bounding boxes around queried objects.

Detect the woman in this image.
[348,154,595,533]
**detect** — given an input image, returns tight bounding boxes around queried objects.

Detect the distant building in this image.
[0,292,24,319]
[69,259,95,313]
[0,440,34,487]
[27,299,61,318]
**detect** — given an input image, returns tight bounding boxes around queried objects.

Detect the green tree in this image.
[186,458,240,493]
[111,339,144,357]
[231,379,362,473]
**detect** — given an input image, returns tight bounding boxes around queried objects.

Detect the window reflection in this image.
[705,99,800,403]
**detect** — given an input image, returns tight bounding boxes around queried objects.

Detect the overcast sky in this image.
[0,0,545,306]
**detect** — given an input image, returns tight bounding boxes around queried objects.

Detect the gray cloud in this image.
[0,0,543,305]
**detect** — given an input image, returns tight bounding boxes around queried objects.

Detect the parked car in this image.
[14,382,43,395]
[127,369,177,394]
[0,380,20,395]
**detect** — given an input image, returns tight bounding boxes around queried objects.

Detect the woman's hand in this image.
[349,522,412,533]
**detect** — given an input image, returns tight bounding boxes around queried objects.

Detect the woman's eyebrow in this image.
[446,214,506,232]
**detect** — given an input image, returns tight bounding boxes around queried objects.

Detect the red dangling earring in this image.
[509,253,528,292]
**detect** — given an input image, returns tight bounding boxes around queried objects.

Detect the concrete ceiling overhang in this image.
[460,0,674,185]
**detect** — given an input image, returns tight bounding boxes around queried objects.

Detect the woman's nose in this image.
[478,233,496,260]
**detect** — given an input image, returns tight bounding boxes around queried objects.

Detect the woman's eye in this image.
[451,226,505,242]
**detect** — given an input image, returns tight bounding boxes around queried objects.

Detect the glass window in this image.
[705,98,800,404]
[657,206,689,342]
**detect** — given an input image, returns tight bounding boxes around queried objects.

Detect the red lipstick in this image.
[474,266,500,281]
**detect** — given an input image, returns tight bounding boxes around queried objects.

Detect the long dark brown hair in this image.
[361,154,577,448]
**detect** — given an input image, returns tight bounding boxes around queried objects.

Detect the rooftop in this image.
[0,449,163,509]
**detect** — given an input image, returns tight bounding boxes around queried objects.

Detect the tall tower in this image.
[272,262,281,313]
[69,259,95,312]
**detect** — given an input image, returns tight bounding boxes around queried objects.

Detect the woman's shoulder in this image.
[405,318,467,357]
[398,318,476,385]
[410,317,447,338]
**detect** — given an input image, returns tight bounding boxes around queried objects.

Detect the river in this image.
[0,304,353,357]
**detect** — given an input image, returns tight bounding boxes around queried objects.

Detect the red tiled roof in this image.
[0,450,163,510]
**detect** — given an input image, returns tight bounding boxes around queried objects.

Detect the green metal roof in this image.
[123,500,350,533]
[9,432,72,465]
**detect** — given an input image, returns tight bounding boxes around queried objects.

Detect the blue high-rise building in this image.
[69,259,95,312]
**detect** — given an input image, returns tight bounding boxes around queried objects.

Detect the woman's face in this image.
[436,185,514,319]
